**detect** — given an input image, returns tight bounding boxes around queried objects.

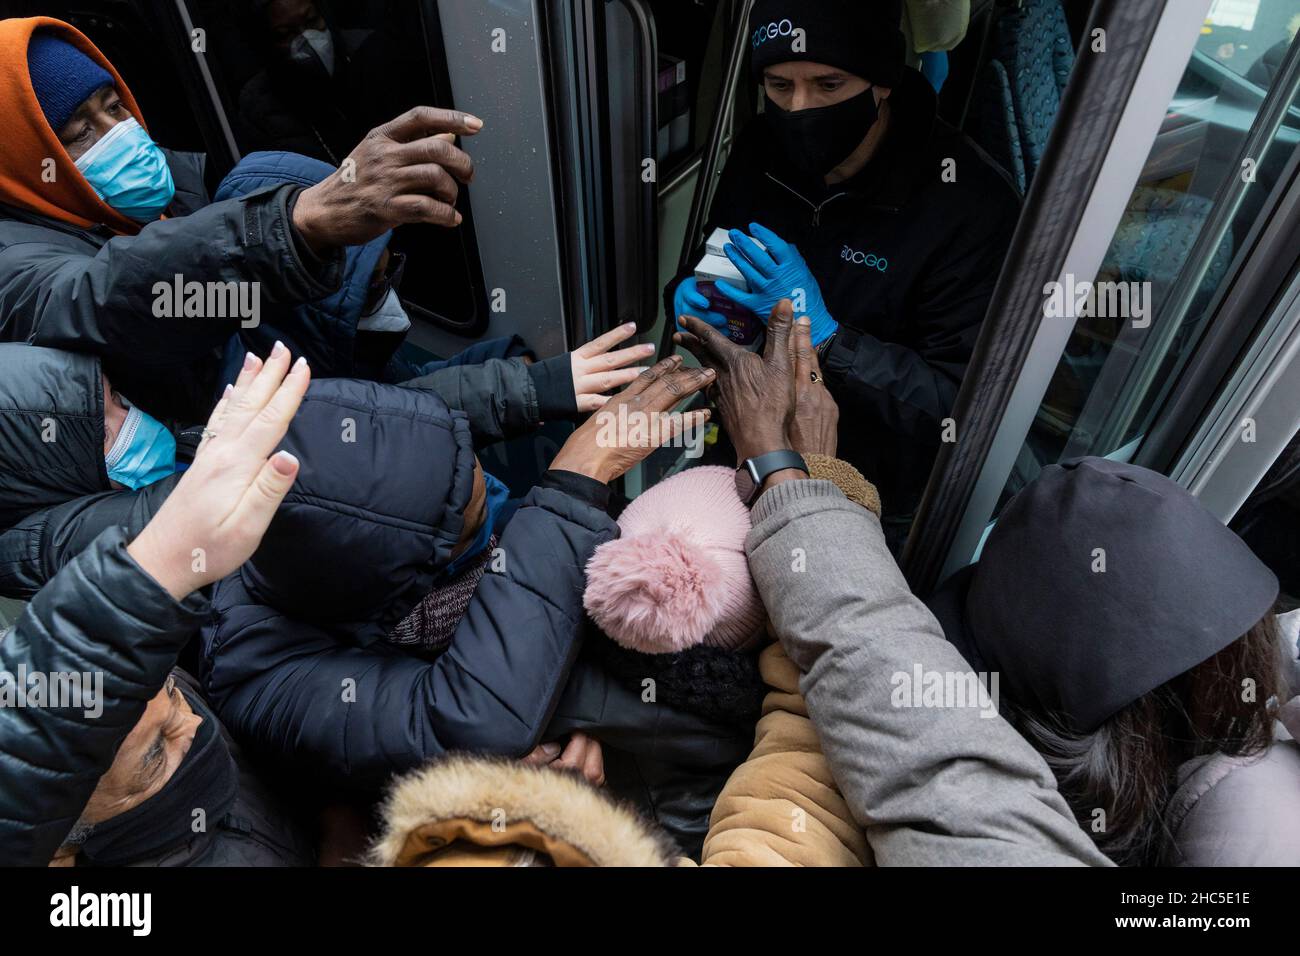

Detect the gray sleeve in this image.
[745,479,1113,867]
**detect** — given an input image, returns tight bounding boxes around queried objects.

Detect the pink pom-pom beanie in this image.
[583,466,766,654]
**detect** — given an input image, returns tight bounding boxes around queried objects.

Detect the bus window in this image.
[185,0,487,340]
[1197,0,1300,86]
[992,10,1300,509]
[647,0,740,179]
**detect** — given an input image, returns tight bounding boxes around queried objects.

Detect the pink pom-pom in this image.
[584,530,727,654]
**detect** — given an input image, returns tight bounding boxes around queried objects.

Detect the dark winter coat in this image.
[0,147,344,422]
[0,525,209,866]
[0,338,574,602]
[199,376,617,793]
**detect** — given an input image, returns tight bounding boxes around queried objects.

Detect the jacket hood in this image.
[214,150,394,356]
[367,755,677,866]
[239,378,476,641]
[0,344,108,529]
[0,17,148,234]
[927,457,1278,732]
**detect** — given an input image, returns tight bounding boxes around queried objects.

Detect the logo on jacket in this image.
[841,246,888,272]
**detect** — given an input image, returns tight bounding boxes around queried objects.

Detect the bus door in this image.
[902,0,1300,598]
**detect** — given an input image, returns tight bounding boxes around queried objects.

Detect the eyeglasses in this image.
[362,250,407,316]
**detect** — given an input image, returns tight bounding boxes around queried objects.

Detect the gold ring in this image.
[810,371,823,385]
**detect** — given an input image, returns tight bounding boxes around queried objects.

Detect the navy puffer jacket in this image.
[200,377,617,792]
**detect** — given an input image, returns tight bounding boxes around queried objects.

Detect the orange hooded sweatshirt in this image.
[0,16,151,235]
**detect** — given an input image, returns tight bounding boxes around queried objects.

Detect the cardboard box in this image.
[694,229,764,346]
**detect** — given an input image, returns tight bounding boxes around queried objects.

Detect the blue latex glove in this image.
[920,50,949,93]
[673,276,729,333]
[715,223,838,346]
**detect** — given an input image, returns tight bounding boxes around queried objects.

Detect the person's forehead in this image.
[70,84,117,120]
[117,687,172,753]
[268,0,318,32]
[763,61,860,81]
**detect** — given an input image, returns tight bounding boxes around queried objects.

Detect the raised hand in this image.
[126,343,310,599]
[292,106,482,252]
[788,316,839,458]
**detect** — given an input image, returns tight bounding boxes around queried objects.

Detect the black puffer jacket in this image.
[0,346,188,600]
[0,344,572,601]
[0,147,344,422]
[199,376,617,793]
[0,526,208,866]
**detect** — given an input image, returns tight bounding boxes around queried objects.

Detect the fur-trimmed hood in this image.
[368,755,678,867]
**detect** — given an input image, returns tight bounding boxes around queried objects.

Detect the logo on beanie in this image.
[752,19,805,51]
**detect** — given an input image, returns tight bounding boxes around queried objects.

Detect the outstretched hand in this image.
[127,343,310,600]
[674,299,799,464]
[570,323,657,413]
[550,355,715,484]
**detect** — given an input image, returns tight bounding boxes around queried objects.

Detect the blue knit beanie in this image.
[26,32,114,133]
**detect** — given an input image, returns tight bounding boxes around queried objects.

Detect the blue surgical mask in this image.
[105,403,177,490]
[74,117,176,223]
[442,470,510,578]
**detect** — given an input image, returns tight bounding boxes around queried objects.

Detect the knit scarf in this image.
[385,535,498,657]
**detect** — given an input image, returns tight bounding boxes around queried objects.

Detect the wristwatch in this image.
[735,450,809,506]
[816,329,838,363]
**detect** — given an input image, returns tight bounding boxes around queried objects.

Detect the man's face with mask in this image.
[761,61,892,183]
[49,675,201,865]
[55,85,128,162]
[264,0,335,76]
[102,373,128,457]
[52,80,176,222]
[100,372,178,491]
[762,61,872,112]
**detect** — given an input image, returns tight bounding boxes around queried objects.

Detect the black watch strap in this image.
[736,450,809,506]
[816,330,837,362]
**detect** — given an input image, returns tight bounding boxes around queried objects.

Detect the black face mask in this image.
[763,87,879,179]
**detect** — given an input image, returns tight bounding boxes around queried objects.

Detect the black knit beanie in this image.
[749,0,905,88]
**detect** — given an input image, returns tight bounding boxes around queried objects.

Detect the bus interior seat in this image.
[974,0,1075,195]
[967,0,1236,491]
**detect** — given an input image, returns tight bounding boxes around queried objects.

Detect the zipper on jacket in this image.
[764,173,849,227]
[765,172,901,224]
